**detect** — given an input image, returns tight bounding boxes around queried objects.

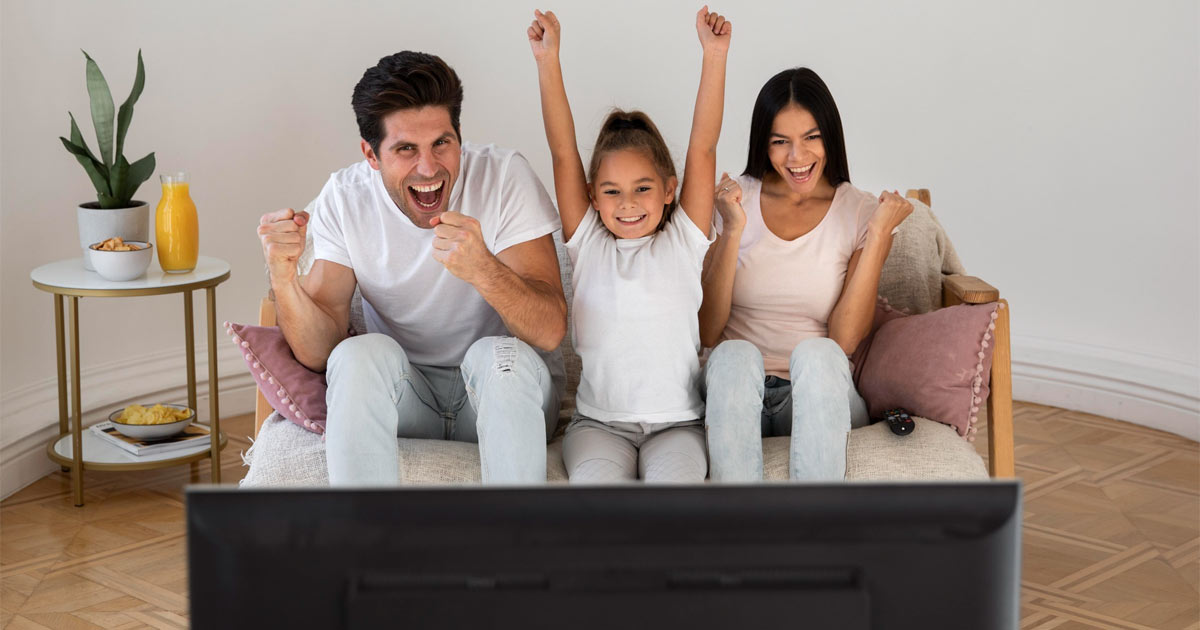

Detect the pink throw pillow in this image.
[855,303,1000,440]
[225,321,327,434]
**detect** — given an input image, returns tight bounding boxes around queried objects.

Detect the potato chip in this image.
[93,237,143,252]
[116,404,191,425]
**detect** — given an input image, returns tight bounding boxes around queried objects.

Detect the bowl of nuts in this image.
[108,403,194,440]
[89,237,153,281]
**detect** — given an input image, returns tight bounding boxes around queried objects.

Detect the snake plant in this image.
[59,50,156,209]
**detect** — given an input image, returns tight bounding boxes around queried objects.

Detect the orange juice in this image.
[155,173,199,273]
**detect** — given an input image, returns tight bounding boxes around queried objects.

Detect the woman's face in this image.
[590,149,676,239]
[766,103,827,196]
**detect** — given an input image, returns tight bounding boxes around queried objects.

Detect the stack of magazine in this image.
[90,421,210,456]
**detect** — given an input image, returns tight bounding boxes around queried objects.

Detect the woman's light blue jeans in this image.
[702,338,869,481]
[324,333,559,486]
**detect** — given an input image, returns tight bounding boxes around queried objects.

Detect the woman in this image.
[700,67,912,482]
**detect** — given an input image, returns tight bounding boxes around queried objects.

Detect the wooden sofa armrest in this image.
[259,295,277,327]
[253,296,277,437]
[904,188,931,206]
[943,275,1000,306]
[906,187,1013,478]
[987,299,1014,478]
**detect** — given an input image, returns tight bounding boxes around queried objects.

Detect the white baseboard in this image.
[1012,336,1200,441]
[0,344,259,500]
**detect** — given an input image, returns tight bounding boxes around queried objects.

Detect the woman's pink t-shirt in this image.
[716,176,880,378]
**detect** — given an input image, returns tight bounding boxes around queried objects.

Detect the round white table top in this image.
[31,256,230,296]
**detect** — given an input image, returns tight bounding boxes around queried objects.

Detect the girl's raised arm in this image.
[678,6,731,234]
[528,9,590,241]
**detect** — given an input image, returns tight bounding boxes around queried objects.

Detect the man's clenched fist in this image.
[430,211,496,285]
[258,208,309,282]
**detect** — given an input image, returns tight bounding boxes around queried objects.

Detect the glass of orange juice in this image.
[155,172,199,273]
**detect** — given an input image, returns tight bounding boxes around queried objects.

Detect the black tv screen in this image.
[188,482,1021,629]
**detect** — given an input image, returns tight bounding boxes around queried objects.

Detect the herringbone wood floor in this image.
[1,403,1197,629]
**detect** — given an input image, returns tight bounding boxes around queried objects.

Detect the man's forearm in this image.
[473,256,567,352]
[273,276,347,371]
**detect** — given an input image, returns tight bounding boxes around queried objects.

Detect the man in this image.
[257,51,566,484]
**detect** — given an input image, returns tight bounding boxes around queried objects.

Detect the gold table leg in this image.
[54,295,70,472]
[69,296,83,507]
[206,287,221,483]
[184,291,197,413]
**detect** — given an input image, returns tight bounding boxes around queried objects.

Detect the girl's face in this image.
[590,149,676,239]
[767,103,827,196]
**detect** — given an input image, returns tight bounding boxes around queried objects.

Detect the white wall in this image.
[3,0,1197,496]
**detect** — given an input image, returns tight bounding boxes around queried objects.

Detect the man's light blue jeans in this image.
[324,333,559,485]
[702,338,869,482]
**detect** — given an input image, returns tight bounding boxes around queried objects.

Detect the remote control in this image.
[883,408,915,436]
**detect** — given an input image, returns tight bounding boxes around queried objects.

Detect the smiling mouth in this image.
[787,163,816,184]
[407,180,445,211]
[616,215,647,225]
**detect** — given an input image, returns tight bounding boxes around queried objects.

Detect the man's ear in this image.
[664,175,678,204]
[361,139,381,170]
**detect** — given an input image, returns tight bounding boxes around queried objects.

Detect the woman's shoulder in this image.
[833,182,881,221]
[834,182,879,208]
[734,174,763,199]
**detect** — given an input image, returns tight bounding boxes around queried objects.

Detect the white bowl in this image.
[89,241,153,281]
[108,404,194,440]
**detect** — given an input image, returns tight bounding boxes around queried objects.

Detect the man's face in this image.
[362,106,461,229]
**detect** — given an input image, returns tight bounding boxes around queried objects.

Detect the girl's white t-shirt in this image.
[308,142,562,373]
[717,176,882,378]
[565,207,713,424]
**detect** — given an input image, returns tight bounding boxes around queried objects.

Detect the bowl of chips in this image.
[108,403,194,440]
[89,237,153,281]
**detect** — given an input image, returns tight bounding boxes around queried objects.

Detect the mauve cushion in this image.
[855,303,1000,439]
[225,322,327,433]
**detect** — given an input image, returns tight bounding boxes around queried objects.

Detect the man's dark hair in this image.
[743,67,850,186]
[352,51,463,154]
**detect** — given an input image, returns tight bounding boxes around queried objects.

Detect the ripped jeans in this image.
[324,334,560,486]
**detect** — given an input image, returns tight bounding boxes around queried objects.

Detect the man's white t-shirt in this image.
[308,142,563,379]
[565,207,712,424]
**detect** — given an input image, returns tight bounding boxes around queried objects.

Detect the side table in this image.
[31,256,231,506]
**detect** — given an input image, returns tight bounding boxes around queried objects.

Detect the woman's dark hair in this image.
[743,67,850,186]
[352,51,463,155]
[588,110,678,230]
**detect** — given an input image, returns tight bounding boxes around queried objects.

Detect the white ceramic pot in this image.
[76,201,150,270]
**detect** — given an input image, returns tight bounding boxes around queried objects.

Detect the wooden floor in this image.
[1,402,1197,629]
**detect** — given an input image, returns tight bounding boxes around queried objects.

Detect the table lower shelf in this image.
[47,426,227,472]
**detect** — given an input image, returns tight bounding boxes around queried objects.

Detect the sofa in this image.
[239,189,1013,486]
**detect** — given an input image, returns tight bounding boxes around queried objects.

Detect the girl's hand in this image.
[528,9,561,63]
[696,6,732,54]
[870,190,914,238]
[715,172,746,232]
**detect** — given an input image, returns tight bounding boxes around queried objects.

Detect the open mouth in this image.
[407,180,445,212]
[786,163,816,184]
[615,214,647,227]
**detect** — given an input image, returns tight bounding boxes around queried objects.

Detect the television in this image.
[187,482,1021,629]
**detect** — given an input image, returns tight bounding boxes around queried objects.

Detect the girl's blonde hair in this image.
[588,110,678,230]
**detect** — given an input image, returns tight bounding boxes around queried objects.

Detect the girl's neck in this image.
[761,172,837,208]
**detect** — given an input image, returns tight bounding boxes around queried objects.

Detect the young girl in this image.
[527,7,731,483]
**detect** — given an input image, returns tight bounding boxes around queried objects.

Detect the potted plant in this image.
[59,50,155,270]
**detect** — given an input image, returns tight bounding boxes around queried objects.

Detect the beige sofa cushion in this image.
[240,413,985,487]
